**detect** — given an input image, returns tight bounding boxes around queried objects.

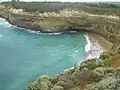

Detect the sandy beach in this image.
[84,33,105,60]
[86,32,114,58]
[90,33,114,51]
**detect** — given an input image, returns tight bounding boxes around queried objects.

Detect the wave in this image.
[49,32,63,35]
[84,34,91,53]
[11,25,64,35]
[64,33,104,72]
[84,33,94,59]
[25,30,77,35]
[0,18,11,27]
[84,33,105,60]
[26,29,41,34]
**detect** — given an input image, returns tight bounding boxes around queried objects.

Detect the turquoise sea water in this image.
[0,18,87,90]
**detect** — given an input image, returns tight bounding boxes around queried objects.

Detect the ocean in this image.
[0,18,87,90]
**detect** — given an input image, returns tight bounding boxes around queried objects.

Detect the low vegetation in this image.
[0,2,120,44]
[25,44,120,90]
[0,2,120,90]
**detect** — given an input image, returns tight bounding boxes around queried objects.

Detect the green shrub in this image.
[100,52,110,60]
[85,62,98,70]
[103,57,112,67]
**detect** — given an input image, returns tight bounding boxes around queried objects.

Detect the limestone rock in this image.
[38,75,52,86]
[51,86,64,90]
[39,75,50,82]
[40,82,49,90]
[25,82,41,90]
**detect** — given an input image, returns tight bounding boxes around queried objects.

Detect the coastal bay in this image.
[0,18,88,90]
[0,2,120,90]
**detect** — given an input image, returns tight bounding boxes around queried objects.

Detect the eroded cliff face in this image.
[0,3,120,90]
[0,5,120,44]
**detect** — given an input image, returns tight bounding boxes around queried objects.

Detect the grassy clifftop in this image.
[0,2,120,44]
[0,2,120,90]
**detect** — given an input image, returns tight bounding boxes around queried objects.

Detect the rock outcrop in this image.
[25,66,120,90]
[0,4,120,44]
[25,45,120,90]
[0,2,120,90]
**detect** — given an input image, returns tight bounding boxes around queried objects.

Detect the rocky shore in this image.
[0,2,120,90]
[25,42,120,90]
[26,66,120,90]
[0,4,120,44]
[24,29,119,90]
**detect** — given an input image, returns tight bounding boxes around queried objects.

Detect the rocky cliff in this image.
[0,4,120,44]
[0,2,120,90]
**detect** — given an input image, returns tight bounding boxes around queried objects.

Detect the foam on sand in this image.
[84,33,104,60]
[84,34,91,53]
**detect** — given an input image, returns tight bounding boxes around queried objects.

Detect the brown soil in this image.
[112,55,120,68]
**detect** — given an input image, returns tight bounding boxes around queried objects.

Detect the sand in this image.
[90,33,114,51]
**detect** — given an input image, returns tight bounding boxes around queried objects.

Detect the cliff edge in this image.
[0,2,120,90]
[0,2,120,44]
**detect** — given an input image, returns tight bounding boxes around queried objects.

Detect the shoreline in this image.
[78,32,113,67]
[65,32,105,71]
[90,33,114,51]
[84,33,105,59]
[0,16,113,73]
[0,17,106,68]
[76,33,105,66]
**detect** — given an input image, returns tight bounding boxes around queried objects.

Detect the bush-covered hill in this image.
[1,2,120,15]
[0,2,120,90]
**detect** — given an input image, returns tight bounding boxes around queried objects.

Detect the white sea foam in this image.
[0,34,2,38]
[0,18,11,27]
[69,31,77,33]
[64,67,74,72]
[64,34,93,72]
[48,32,62,35]
[26,29,40,34]
[84,33,96,60]
[84,34,91,53]
[84,33,105,61]
[75,50,78,52]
